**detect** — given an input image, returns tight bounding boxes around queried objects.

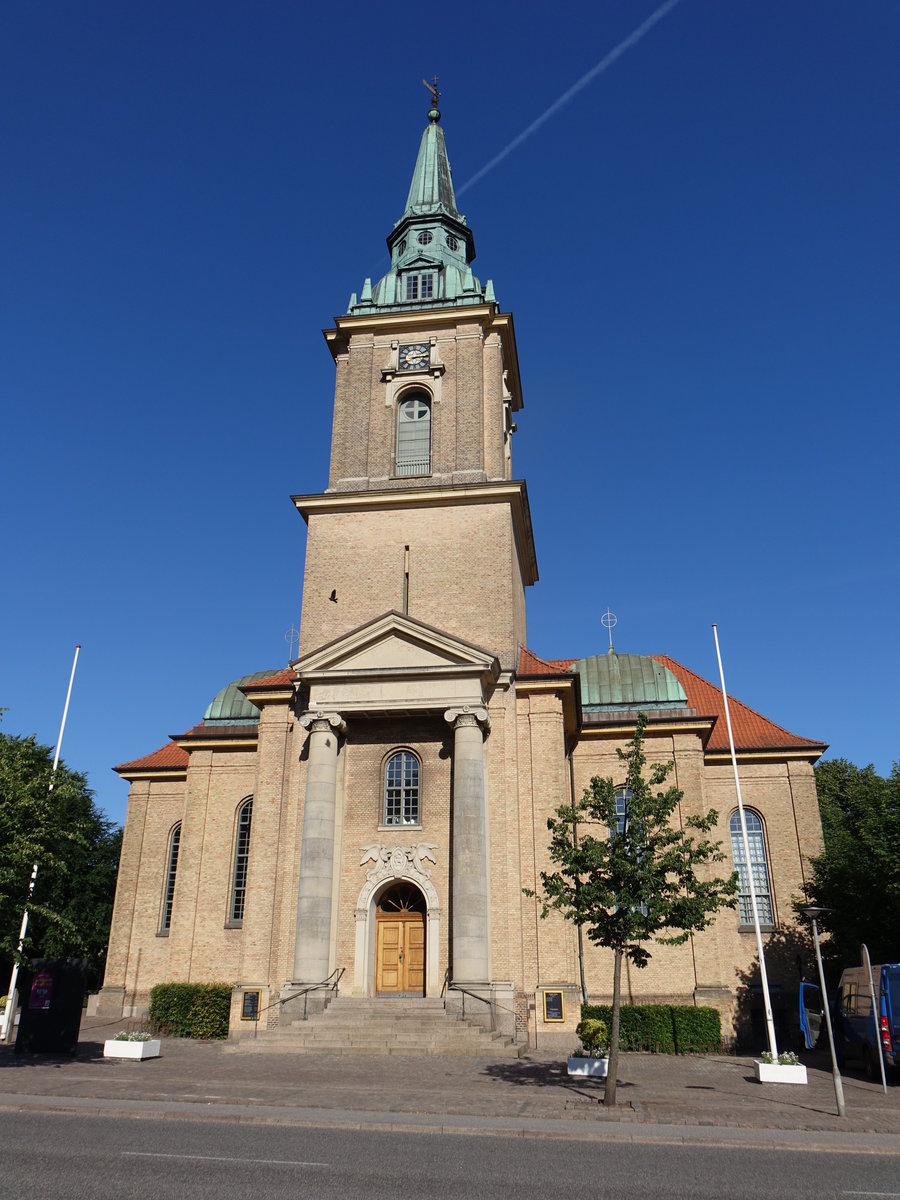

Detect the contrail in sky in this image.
[456,0,682,197]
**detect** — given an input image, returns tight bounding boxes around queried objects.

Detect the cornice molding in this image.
[173,735,258,753]
[115,767,188,783]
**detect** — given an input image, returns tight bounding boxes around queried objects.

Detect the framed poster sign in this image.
[241,990,260,1021]
[30,972,54,1011]
[542,990,565,1022]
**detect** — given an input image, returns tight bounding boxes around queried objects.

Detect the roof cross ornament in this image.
[284,624,300,661]
[601,608,617,654]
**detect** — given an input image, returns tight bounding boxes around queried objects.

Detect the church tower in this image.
[293,99,537,666]
[285,100,541,1007]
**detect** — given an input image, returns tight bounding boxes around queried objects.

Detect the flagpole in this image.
[1,644,81,1042]
[712,625,779,1061]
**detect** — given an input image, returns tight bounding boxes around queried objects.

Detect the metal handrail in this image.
[247,967,345,1037]
[443,979,524,1045]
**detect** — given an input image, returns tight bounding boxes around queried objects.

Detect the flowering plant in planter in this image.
[568,1018,610,1078]
[758,1050,799,1065]
[104,1030,161,1059]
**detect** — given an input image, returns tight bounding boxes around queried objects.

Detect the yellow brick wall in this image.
[299,502,526,668]
[328,317,510,492]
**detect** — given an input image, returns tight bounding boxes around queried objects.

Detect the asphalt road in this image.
[1,1112,898,1200]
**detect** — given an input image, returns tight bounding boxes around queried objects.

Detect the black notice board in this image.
[241,990,260,1021]
[542,990,565,1022]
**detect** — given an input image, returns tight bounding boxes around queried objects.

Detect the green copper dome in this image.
[347,107,496,315]
[203,670,280,726]
[573,653,687,713]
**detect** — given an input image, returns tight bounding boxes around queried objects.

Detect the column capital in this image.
[444,705,490,733]
[299,709,347,736]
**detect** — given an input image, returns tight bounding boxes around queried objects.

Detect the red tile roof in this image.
[650,655,825,754]
[240,668,295,689]
[114,741,189,773]
[518,646,825,754]
[517,646,576,675]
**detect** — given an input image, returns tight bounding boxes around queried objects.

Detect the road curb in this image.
[2,1091,899,1153]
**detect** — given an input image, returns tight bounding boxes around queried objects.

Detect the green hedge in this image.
[581,1003,721,1054]
[149,983,232,1039]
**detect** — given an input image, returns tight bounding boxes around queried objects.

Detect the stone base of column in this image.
[86,986,126,1017]
[279,982,335,1024]
[446,979,516,1035]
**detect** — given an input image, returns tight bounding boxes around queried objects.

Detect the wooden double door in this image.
[375,883,425,995]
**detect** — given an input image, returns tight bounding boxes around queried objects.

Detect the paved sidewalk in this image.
[1,1014,897,1148]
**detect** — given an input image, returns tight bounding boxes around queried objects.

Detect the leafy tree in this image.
[0,730,121,982]
[528,715,738,1106]
[799,758,900,974]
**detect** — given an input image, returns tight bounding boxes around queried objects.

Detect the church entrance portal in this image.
[375,883,425,996]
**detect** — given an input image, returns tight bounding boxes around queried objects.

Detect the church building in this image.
[95,101,826,1050]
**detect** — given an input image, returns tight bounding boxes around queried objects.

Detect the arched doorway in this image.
[375,882,426,996]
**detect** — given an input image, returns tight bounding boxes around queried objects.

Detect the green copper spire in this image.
[403,107,460,218]
[348,102,496,315]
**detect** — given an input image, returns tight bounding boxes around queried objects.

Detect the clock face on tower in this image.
[398,343,429,371]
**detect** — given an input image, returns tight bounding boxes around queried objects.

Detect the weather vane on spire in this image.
[423,75,441,111]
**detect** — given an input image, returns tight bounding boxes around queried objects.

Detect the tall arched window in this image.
[613,787,633,835]
[161,823,181,933]
[729,810,774,926]
[612,788,647,915]
[395,391,431,477]
[229,798,253,924]
[383,750,420,826]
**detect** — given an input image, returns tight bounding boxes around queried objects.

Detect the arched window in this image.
[729,810,774,927]
[229,798,253,924]
[613,787,633,835]
[395,391,431,477]
[161,823,181,934]
[612,788,647,915]
[383,750,420,826]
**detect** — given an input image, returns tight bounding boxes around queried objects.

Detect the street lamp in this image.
[800,906,845,1118]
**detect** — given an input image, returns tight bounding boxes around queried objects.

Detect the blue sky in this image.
[3,1,898,826]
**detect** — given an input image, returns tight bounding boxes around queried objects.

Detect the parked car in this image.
[835,962,900,1078]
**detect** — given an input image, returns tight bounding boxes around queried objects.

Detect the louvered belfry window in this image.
[384,751,420,826]
[395,392,431,476]
[230,798,253,924]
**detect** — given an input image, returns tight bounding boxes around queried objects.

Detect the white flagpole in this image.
[1,644,81,1042]
[712,625,779,1061]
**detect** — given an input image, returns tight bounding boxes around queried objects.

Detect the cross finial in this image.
[601,608,617,654]
[423,75,440,106]
[284,624,300,661]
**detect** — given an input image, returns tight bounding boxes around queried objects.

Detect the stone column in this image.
[445,705,491,985]
[292,710,346,983]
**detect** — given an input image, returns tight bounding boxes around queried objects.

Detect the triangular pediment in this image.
[296,611,498,677]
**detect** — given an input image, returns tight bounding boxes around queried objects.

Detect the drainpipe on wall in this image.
[568,747,588,1005]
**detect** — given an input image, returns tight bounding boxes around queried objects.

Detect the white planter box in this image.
[104,1039,161,1060]
[567,1055,609,1078]
[754,1060,807,1085]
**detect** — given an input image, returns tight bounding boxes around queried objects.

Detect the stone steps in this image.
[227,996,524,1057]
